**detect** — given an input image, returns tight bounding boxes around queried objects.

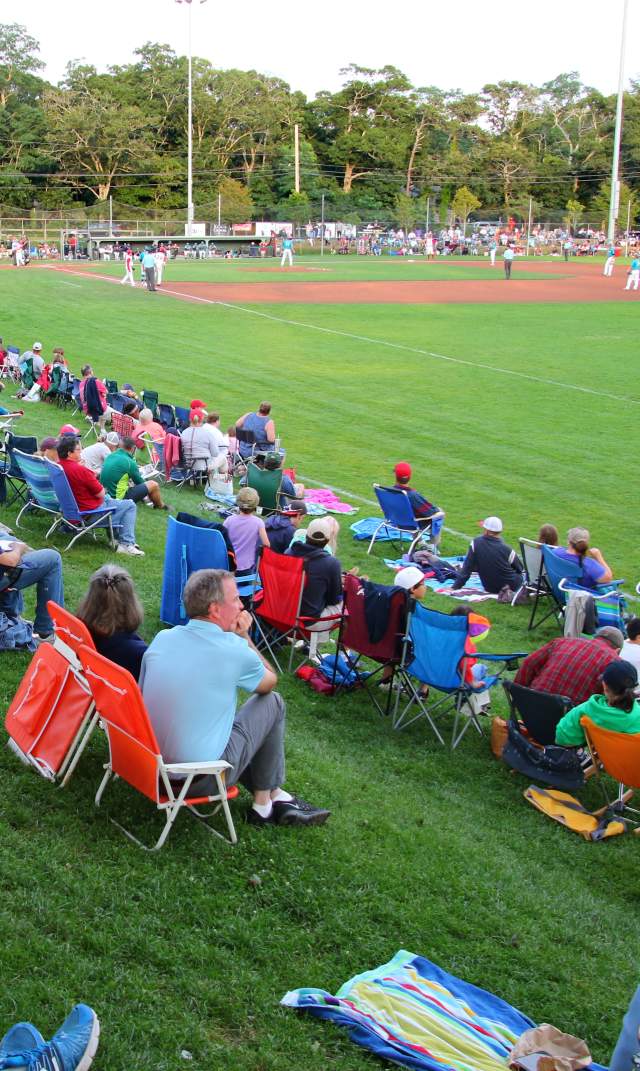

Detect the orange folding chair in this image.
[78,645,238,849]
[580,715,640,834]
[5,643,98,785]
[47,599,96,667]
[251,547,342,671]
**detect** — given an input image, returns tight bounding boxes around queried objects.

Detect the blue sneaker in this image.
[0,1024,45,1060]
[0,1005,99,1071]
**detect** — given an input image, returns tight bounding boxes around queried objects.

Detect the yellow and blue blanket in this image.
[281,950,605,1071]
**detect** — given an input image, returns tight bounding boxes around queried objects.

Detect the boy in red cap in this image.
[392,462,445,547]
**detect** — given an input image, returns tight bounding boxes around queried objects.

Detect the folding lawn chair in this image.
[332,573,409,716]
[367,484,433,556]
[250,547,342,672]
[160,513,230,626]
[581,715,640,833]
[502,679,572,746]
[246,461,282,513]
[235,427,257,460]
[5,642,98,786]
[105,379,118,396]
[13,450,64,533]
[2,346,22,382]
[518,538,555,630]
[111,410,135,439]
[157,403,176,431]
[0,433,38,506]
[43,457,117,551]
[78,645,237,849]
[142,389,159,419]
[394,602,525,748]
[137,433,164,482]
[43,363,64,403]
[174,405,191,431]
[55,370,73,408]
[541,545,625,631]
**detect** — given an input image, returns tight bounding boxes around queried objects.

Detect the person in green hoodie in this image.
[555,659,640,746]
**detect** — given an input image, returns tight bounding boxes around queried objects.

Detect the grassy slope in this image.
[0,265,638,1070]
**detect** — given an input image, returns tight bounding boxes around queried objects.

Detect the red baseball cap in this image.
[190,399,206,410]
[394,462,412,479]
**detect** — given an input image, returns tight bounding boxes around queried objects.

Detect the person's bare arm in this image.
[235,413,248,429]
[232,609,278,692]
[0,541,27,567]
[265,419,276,443]
[259,526,270,548]
[588,548,613,584]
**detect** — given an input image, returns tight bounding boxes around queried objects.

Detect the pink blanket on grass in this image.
[304,488,357,514]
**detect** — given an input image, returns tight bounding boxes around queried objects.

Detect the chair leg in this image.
[95,764,113,806]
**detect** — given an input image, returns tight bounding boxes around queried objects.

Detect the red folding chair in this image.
[78,646,238,849]
[332,573,409,715]
[5,643,98,785]
[111,411,135,439]
[251,547,342,672]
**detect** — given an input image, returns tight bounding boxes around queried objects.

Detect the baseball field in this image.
[0,254,638,1071]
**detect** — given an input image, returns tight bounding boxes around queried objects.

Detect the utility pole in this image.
[320,193,325,257]
[294,124,300,194]
[608,0,629,243]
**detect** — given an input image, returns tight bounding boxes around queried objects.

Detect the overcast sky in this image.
[12,0,640,99]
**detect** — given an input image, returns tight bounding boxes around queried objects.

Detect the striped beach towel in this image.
[282,950,605,1071]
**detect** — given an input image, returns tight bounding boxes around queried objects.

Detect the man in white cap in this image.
[21,342,44,380]
[451,516,523,595]
[286,517,343,659]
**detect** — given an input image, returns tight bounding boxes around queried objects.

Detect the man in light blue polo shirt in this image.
[142,248,157,291]
[140,568,330,827]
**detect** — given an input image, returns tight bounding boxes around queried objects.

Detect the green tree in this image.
[590,180,637,230]
[217,176,253,225]
[393,192,421,232]
[564,197,584,233]
[451,186,481,230]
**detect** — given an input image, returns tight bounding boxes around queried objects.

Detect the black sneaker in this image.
[246,806,276,826]
[271,796,331,827]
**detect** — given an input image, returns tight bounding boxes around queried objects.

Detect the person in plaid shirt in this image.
[514,627,624,705]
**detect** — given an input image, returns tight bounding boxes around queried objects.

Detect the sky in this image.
[10,0,640,99]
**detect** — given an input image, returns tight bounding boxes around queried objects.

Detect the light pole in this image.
[176,0,207,232]
[608,0,630,243]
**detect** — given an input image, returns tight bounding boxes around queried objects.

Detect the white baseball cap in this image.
[394,565,426,591]
[479,516,503,532]
[33,342,42,351]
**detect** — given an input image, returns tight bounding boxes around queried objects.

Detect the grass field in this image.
[0,261,638,1071]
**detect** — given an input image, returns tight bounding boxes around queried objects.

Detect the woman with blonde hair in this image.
[76,563,147,680]
[555,526,613,588]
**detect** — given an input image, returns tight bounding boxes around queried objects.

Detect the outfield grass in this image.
[0,266,638,1071]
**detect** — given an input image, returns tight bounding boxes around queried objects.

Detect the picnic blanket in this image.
[384,557,498,602]
[282,950,606,1071]
[305,488,358,514]
[352,518,416,543]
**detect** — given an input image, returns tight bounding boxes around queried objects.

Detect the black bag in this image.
[411,549,460,583]
[502,717,585,790]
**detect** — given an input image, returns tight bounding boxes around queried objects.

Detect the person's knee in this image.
[148,480,158,492]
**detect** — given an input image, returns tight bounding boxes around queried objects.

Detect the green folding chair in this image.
[247,462,282,514]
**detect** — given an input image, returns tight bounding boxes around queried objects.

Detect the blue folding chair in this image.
[157,403,176,431]
[394,603,525,748]
[13,450,63,533]
[541,545,625,631]
[160,514,230,626]
[367,484,433,555]
[0,433,38,506]
[43,458,116,551]
[174,406,191,432]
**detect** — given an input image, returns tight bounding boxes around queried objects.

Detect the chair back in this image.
[7,434,38,477]
[247,462,281,511]
[341,573,408,663]
[174,405,190,431]
[502,679,572,746]
[78,645,163,802]
[541,545,583,605]
[520,539,544,587]
[57,370,71,399]
[256,547,305,630]
[47,601,96,657]
[142,390,159,418]
[111,411,135,439]
[105,379,118,395]
[13,450,60,511]
[235,427,256,457]
[373,484,418,531]
[406,603,467,690]
[43,457,84,523]
[157,403,176,430]
[160,514,229,625]
[580,716,640,789]
[5,644,95,778]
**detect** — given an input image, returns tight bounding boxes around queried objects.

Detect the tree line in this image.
[1,22,639,228]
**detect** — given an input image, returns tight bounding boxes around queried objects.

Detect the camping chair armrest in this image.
[595,579,624,591]
[483,651,528,662]
[164,760,232,776]
[298,611,343,626]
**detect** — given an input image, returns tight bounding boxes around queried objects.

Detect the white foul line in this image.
[48,267,639,408]
[156,288,640,408]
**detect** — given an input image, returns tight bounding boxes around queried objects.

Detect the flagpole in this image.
[607,0,629,243]
[177,0,207,232]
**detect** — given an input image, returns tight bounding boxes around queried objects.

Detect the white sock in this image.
[252,801,273,818]
[271,789,293,803]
